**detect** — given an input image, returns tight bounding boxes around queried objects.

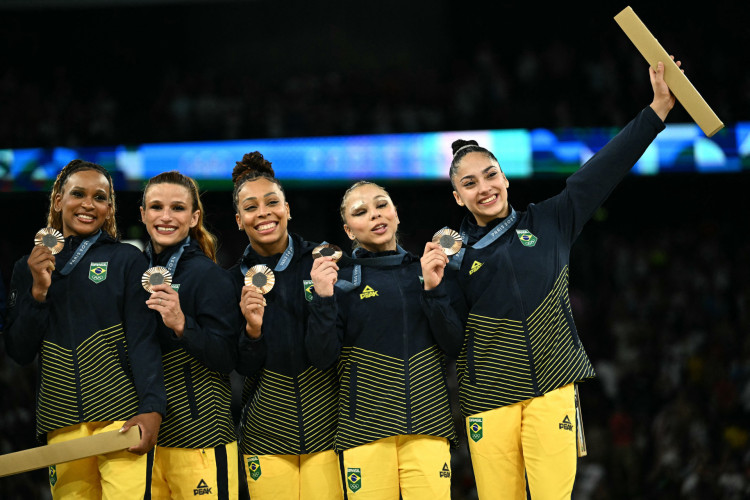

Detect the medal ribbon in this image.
[59,231,102,276]
[146,236,191,275]
[240,234,294,276]
[448,207,518,270]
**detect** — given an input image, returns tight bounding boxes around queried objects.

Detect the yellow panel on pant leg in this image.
[466,405,527,500]
[150,442,239,500]
[395,434,451,500]
[243,453,299,500]
[343,437,399,499]
[300,449,344,500]
[522,384,577,499]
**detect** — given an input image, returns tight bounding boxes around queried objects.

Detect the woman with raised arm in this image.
[140,171,241,499]
[230,152,343,500]
[428,60,679,498]
[306,181,463,500]
[4,159,166,499]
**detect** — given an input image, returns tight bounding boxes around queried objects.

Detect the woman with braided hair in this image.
[230,152,343,500]
[4,159,166,499]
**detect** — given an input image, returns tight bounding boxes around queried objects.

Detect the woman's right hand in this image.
[240,287,267,339]
[421,241,449,290]
[310,257,339,298]
[27,245,55,302]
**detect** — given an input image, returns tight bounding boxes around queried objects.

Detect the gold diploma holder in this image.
[614,6,723,137]
[0,426,141,477]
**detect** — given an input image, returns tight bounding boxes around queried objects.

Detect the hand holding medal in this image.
[28,227,65,300]
[311,244,341,298]
[241,265,273,339]
[422,230,458,290]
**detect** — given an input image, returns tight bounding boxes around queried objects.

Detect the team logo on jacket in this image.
[247,456,262,481]
[304,280,314,302]
[89,262,108,283]
[359,285,378,299]
[559,415,573,431]
[48,465,57,486]
[468,417,483,442]
[469,261,483,275]
[347,468,362,492]
[515,229,538,247]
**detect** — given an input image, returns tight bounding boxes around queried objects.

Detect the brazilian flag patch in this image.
[469,417,483,442]
[89,262,108,283]
[49,465,57,486]
[515,229,538,247]
[247,456,261,481]
[347,468,362,492]
[304,280,314,302]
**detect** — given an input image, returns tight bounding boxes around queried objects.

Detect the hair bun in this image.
[451,139,479,155]
[232,151,275,184]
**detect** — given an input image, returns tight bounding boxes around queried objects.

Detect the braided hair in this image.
[47,159,118,239]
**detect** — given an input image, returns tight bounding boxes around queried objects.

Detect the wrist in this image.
[245,323,262,339]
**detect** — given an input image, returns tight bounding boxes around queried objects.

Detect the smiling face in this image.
[452,151,510,226]
[342,183,400,253]
[140,182,199,254]
[54,169,112,238]
[235,177,290,256]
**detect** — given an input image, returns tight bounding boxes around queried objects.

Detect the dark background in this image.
[1,1,749,498]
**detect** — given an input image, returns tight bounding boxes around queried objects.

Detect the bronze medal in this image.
[34,227,65,254]
[312,243,342,262]
[432,228,462,256]
[142,266,173,293]
[244,264,275,294]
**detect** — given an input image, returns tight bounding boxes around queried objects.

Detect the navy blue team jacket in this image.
[147,238,240,449]
[306,248,463,452]
[231,233,338,456]
[5,232,166,441]
[427,106,666,418]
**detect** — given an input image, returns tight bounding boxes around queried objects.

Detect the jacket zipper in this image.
[502,246,541,397]
[395,268,411,434]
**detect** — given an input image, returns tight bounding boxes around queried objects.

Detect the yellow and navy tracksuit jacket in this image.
[306,249,462,452]
[430,106,665,418]
[5,233,166,441]
[232,233,338,456]
[147,238,240,449]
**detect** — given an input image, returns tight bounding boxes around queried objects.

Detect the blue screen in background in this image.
[0,121,745,191]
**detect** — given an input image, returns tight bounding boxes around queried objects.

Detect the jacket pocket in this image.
[559,296,581,348]
[184,365,200,419]
[349,362,357,420]
[115,340,134,382]
[467,329,476,384]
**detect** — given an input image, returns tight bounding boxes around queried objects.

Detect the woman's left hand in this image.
[147,284,186,337]
[121,411,162,455]
[649,56,681,121]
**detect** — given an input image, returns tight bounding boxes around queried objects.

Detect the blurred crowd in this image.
[1,2,747,149]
